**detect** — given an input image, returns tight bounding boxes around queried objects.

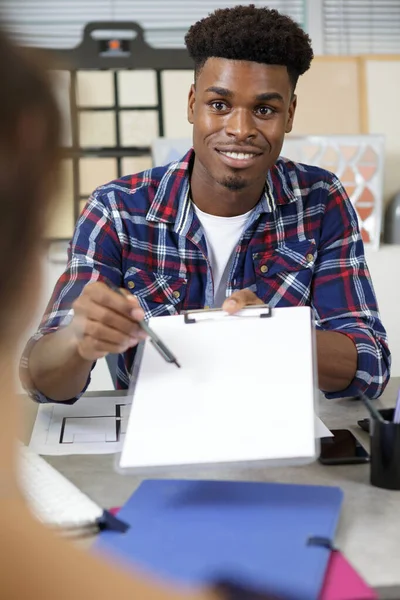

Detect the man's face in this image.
[187,58,297,192]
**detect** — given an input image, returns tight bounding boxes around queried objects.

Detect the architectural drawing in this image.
[60,403,128,444]
[29,395,132,456]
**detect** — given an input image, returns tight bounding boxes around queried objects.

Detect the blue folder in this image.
[95,479,343,600]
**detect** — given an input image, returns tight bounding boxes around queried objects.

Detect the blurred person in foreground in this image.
[0,28,250,600]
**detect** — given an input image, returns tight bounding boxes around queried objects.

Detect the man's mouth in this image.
[215,148,262,169]
[218,151,258,161]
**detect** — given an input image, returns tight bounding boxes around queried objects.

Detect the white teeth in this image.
[220,151,256,160]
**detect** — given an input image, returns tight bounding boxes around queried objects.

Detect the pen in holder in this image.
[370,410,400,490]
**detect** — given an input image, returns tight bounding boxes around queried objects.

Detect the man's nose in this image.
[225,108,257,140]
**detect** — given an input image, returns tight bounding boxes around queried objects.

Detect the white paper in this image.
[29,395,132,456]
[29,394,331,457]
[120,306,319,471]
[315,416,332,438]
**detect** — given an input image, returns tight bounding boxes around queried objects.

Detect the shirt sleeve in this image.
[312,174,391,399]
[20,190,124,404]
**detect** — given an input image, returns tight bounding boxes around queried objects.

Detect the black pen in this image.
[359,392,386,423]
[108,282,180,369]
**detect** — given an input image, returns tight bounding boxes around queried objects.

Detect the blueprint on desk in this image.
[29,395,132,455]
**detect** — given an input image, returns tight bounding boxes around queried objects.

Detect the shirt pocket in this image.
[252,239,317,306]
[123,267,187,317]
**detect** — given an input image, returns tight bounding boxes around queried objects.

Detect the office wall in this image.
[292,57,362,135]
[365,246,400,378]
[365,58,400,208]
[292,55,400,208]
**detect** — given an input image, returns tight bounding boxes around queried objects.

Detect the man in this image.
[21,5,390,403]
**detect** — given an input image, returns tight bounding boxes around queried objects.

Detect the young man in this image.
[22,5,390,404]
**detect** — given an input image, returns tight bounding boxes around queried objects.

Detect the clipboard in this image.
[118,305,319,473]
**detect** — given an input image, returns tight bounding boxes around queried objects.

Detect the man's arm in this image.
[310,174,390,398]
[223,171,391,399]
[315,330,357,392]
[223,291,358,393]
[22,193,145,403]
[26,284,145,402]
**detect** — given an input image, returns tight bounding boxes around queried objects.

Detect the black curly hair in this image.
[185,4,313,91]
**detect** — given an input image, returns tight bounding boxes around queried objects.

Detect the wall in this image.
[292,55,400,209]
[365,245,400,378]
[365,58,400,209]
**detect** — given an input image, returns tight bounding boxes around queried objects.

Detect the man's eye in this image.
[256,106,274,116]
[210,101,227,111]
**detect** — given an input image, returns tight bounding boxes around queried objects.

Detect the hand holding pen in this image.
[71,280,180,367]
[70,281,147,362]
[108,283,180,368]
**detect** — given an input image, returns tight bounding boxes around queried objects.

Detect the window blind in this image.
[0,0,305,49]
[323,0,400,54]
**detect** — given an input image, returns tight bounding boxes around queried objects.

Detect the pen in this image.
[108,282,180,369]
[359,392,386,424]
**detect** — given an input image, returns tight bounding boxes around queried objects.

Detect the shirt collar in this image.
[146,148,296,225]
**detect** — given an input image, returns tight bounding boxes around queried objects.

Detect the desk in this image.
[20,378,400,600]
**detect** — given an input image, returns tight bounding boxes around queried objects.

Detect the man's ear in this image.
[285,94,297,134]
[187,83,196,124]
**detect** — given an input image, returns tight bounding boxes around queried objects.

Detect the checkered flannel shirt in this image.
[21,149,390,402]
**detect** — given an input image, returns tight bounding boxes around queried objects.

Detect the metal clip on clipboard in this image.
[183,304,272,324]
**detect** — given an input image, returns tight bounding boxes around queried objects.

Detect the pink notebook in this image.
[320,551,377,600]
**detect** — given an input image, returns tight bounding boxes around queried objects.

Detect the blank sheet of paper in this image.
[120,306,318,472]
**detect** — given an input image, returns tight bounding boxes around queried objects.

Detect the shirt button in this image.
[260,265,269,274]
[127,281,135,289]
[173,290,180,299]
[306,253,314,263]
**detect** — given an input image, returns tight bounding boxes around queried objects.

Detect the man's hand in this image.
[70,282,146,361]
[222,289,264,314]
[222,289,357,393]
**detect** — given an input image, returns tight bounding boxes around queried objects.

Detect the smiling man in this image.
[22,5,390,404]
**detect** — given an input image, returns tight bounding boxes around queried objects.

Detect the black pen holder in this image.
[370,410,400,490]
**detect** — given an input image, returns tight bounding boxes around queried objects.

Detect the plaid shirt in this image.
[22,149,390,402]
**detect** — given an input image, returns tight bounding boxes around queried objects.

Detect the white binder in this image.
[119,305,319,473]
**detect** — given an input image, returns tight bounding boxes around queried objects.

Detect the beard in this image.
[219,174,248,191]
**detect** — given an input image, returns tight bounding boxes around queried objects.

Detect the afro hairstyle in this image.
[185,4,313,90]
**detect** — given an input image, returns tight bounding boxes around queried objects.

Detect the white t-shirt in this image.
[193,204,254,307]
